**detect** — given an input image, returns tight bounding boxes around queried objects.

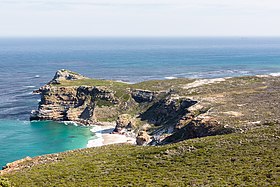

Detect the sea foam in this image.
[23,86,36,88]
[165,76,177,80]
[60,121,79,126]
[87,125,103,147]
[270,72,280,77]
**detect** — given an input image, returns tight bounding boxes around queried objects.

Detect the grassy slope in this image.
[55,78,194,91]
[2,124,280,187]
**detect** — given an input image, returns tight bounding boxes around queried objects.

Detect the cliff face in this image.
[31,85,119,125]
[31,70,280,145]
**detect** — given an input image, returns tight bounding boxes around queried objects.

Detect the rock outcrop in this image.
[113,114,135,134]
[30,72,120,125]
[49,69,87,84]
[131,89,157,103]
[140,94,197,127]
[31,85,119,125]
[161,116,235,145]
[136,131,150,145]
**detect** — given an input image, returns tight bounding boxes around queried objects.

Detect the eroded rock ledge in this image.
[30,70,280,145]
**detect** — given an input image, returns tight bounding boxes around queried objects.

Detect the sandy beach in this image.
[87,125,136,147]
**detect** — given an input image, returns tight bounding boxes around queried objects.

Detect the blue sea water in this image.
[0,120,93,167]
[0,37,280,167]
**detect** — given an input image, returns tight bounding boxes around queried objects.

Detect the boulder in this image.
[136,131,150,145]
[131,89,156,103]
[113,114,135,134]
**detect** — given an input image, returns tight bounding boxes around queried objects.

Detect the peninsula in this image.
[1,70,279,186]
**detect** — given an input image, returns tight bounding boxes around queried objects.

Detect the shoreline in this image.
[2,73,280,170]
[0,122,136,173]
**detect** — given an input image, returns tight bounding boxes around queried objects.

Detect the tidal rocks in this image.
[30,110,40,121]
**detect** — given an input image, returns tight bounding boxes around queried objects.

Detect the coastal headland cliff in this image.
[30,69,280,145]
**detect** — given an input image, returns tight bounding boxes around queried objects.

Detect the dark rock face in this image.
[140,94,197,126]
[131,89,157,103]
[30,110,40,121]
[161,116,235,145]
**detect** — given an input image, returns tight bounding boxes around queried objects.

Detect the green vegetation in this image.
[0,178,11,187]
[2,124,280,186]
[132,78,194,91]
[56,79,128,88]
[55,78,195,92]
[57,79,132,104]
[95,98,115,107]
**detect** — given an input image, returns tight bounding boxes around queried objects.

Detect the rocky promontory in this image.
[2,70,280,186]
[30,70,280,145]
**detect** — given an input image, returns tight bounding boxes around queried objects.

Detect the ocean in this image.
[1,37,280,166]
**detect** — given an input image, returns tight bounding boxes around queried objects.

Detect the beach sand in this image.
[87,125,136,147]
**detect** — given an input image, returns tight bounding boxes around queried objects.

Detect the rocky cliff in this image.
[31,85,119,125]
[31,70,280,145]
[31,70,121,125]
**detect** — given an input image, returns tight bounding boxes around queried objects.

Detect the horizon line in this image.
[1,35,280,39]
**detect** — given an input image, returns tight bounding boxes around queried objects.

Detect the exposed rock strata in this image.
[31,85,119,125]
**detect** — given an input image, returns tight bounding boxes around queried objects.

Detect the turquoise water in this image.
[1,37,280,167]
[0,120,93,167]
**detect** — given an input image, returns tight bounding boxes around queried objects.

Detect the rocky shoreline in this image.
[2,69,280,175]
[30,69,280,146]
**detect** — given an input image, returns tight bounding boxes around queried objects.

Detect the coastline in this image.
[0,122,136,173]
[2,73,280,179]
[2,73,280,171]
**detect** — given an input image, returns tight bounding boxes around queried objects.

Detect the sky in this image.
[0,0,280,37]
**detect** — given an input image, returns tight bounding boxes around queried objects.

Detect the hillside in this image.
[1,124,279,186]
